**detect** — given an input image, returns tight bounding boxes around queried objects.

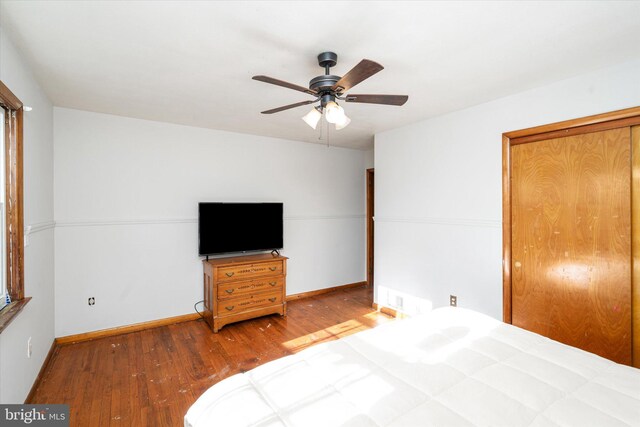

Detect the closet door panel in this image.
[511,127,631,365]
[632,125,640,367]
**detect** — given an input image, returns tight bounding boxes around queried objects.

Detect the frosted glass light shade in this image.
[324,101,346,124]
[335,115,351,130]
[302,108,322,129]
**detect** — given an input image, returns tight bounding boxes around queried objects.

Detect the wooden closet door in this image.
[511,127,631,365]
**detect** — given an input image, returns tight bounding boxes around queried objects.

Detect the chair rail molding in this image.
[374,216,500,228]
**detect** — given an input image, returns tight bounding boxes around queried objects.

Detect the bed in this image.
[185,307,640,427]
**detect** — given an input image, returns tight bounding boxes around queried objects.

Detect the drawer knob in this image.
[268,297,277,303]
[269,267,277,271]
[269,282,277,286]
[225,272,235,277]
[225,289,234,294]
[225,306,234,311]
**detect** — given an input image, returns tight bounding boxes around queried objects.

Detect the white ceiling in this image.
[1,1,639,150]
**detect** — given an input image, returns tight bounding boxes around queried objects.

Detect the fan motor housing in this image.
[309,75,340,92]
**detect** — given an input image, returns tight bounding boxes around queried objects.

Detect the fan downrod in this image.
[309,51,340,93]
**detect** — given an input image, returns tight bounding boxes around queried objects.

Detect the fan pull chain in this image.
[318,113,324,142]
[326,116,330,148]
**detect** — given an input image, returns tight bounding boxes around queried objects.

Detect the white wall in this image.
[364,149,374,170]
[54,108,368,337]
[0,27,55,403]
[375,59,640,320]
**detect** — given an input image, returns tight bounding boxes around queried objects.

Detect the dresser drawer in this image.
[217,277,283,300]
[216,261,283,282]
[216,292,283,317]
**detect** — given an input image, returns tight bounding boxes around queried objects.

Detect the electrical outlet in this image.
[27,337,32,358]
[88,297,95,306]
[450,295,457,307]
[395,295,404,309]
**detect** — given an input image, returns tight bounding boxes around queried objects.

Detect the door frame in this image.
[502,106,640,367]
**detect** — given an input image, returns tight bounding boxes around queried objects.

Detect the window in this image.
[0,80,26,331]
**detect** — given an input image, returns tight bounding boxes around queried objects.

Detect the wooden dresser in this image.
[202,253,287,333]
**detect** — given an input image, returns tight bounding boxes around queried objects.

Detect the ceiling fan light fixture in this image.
[302,107,322,129]
[324,101,345,124]
[335,115,351,131]
[254,52,408,133]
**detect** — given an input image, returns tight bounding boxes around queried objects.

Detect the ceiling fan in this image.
[252,52,408,131]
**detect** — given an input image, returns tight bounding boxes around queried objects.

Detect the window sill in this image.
[0,297,31,334]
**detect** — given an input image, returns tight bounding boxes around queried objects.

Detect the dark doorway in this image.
[366,168,374,300]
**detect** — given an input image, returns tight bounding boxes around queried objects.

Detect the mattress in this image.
[185,307,640,427]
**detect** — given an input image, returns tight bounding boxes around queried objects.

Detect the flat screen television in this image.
[198,202,283,256]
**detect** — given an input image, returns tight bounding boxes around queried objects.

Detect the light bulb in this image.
[302,107,322,129]
[335,115,351,130]
[324,101,345,124]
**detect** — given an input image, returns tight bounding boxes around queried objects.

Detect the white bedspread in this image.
[185,307,640,427]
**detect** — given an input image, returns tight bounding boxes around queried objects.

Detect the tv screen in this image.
[198,202,283,256]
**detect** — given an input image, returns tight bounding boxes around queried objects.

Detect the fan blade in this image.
[344,94,408,106]
[261,100,316,114]
[332,60,384,93]
[253,75,317,96]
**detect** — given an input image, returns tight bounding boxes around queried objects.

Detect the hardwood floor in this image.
[30,286,392,426]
